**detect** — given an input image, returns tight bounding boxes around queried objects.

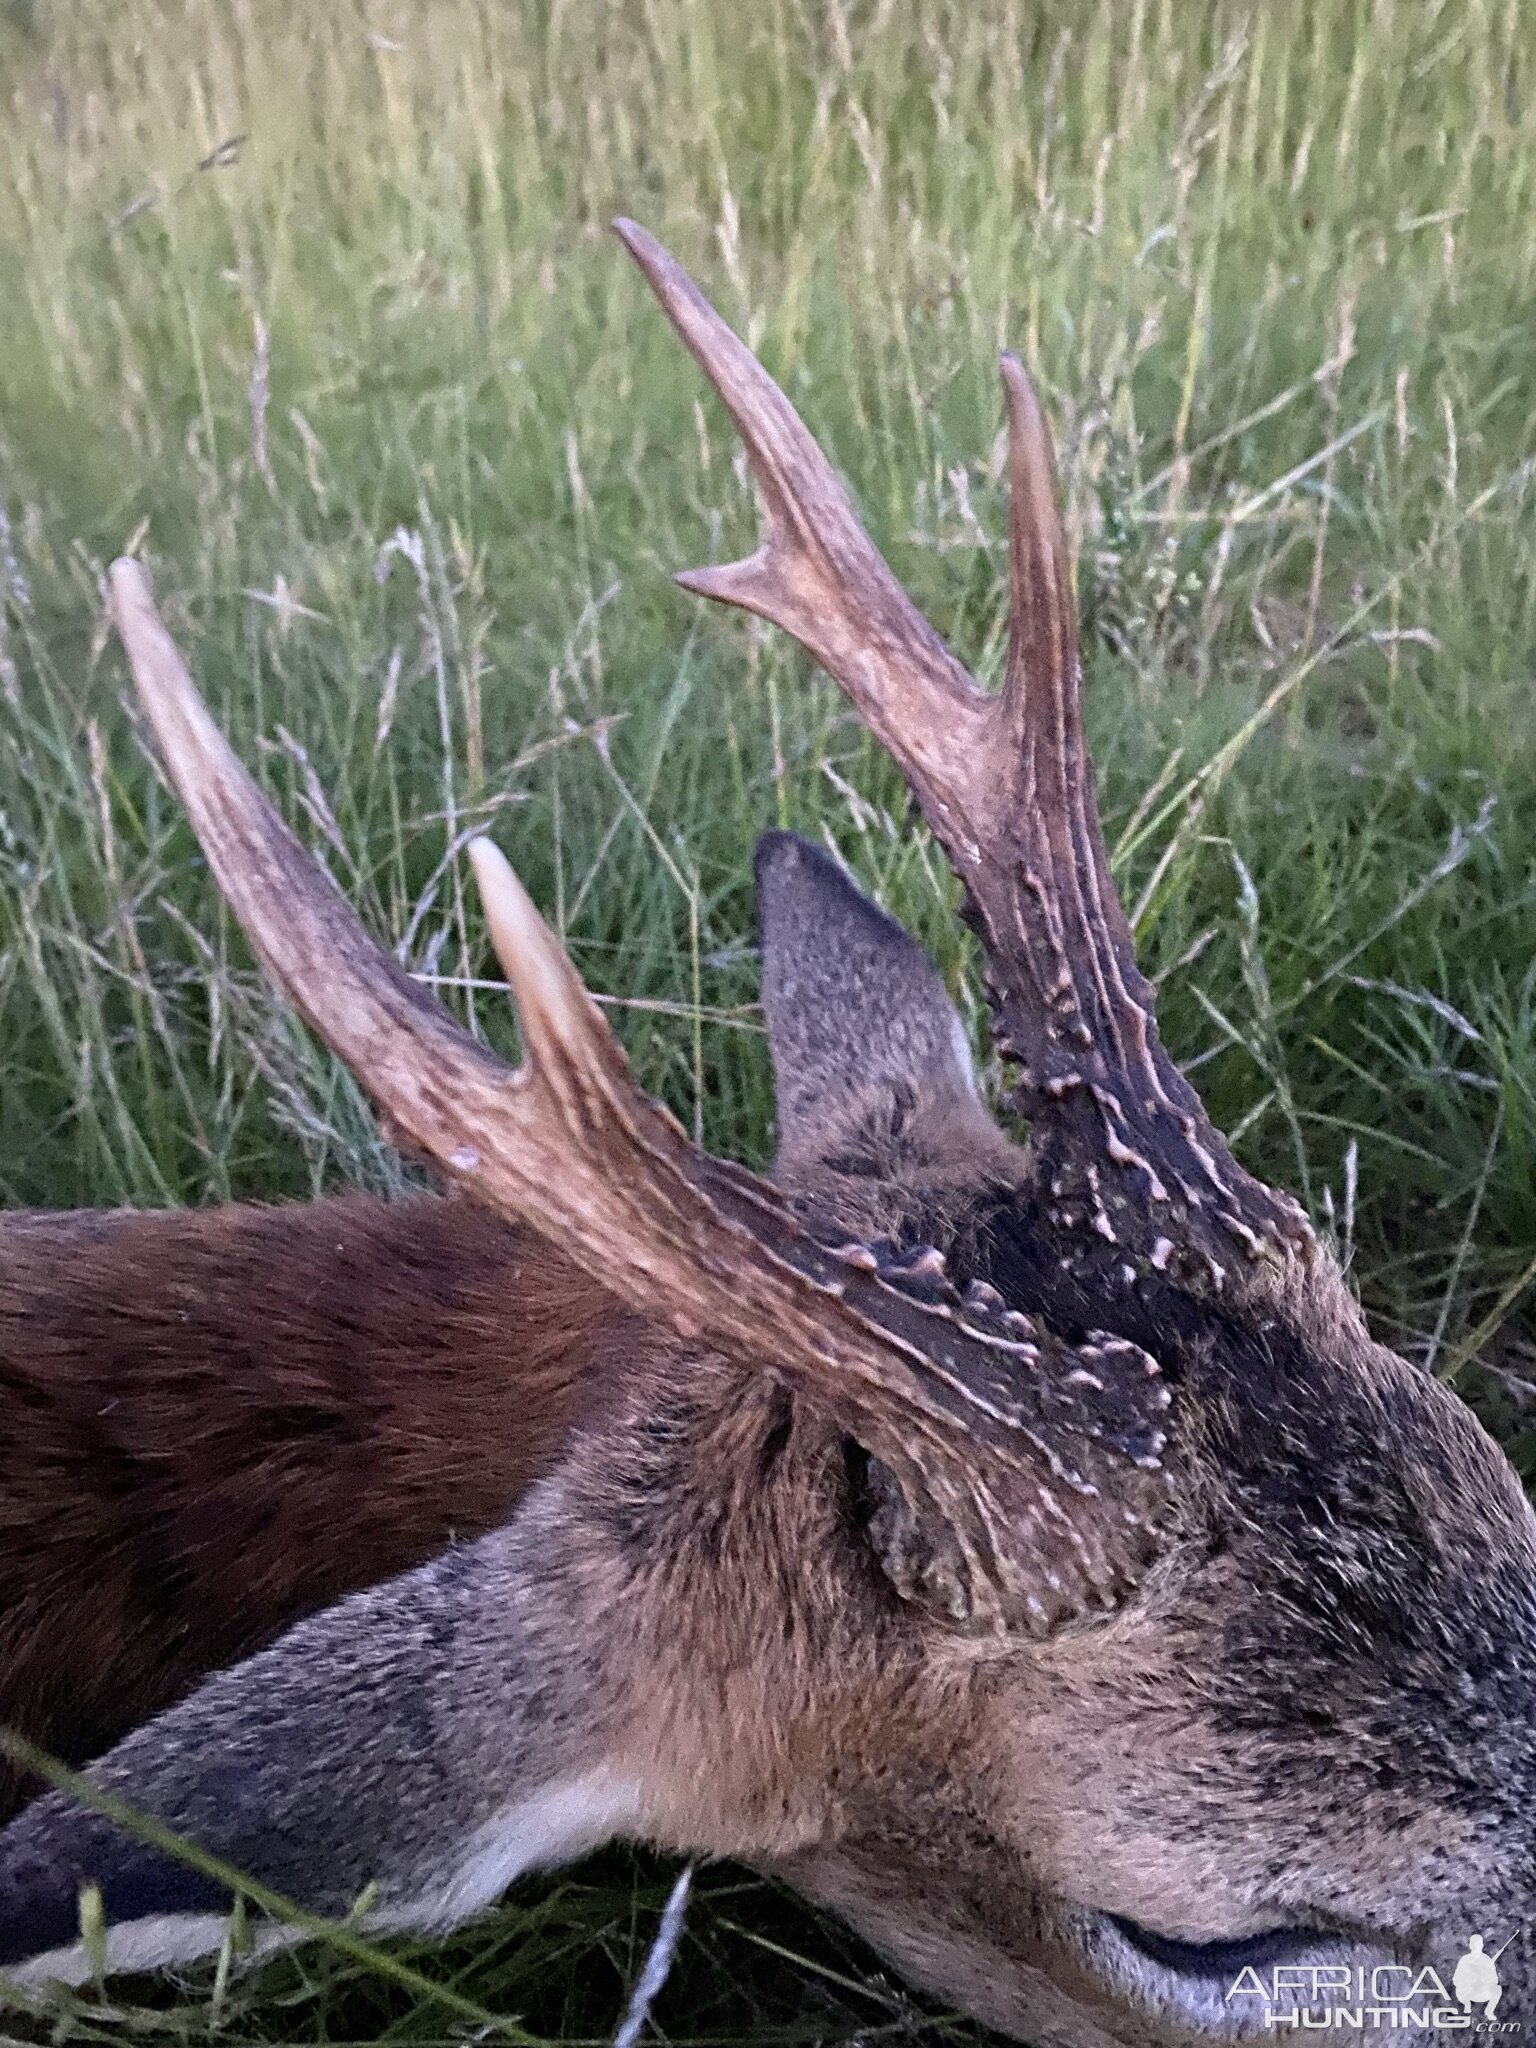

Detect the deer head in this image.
[0,224,1530,2044]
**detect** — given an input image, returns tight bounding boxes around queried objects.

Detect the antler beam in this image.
[616,220,1312,1286]
[111,560,1169,1632]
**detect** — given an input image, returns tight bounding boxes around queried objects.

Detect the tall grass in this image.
[0,0,1533,2038]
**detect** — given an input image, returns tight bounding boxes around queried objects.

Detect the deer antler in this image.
[110,560,1171,1633]
[616,220,1312,1290]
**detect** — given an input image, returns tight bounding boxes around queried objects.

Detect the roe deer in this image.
[0,221,1531,2048]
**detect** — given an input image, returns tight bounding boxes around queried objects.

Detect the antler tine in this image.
[987,356,1169,1135]
[997,355,1081,762]
[621,226,1314,1281]
[613,217,992,837]
[109,561,512,1108]
[111,559,1167,1631]
[975,356,1310,1272]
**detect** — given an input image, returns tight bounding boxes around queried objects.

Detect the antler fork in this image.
[614,219,1313,1291]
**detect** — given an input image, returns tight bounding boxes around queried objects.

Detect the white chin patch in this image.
[5,1912,298,1988]
[384,1769,648,1934]
[4,1769,648,1990]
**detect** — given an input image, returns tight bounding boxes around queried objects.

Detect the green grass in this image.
[1,0,1534,2038]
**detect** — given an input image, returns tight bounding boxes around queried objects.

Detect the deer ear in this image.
[756,833,1004,1185]
[755,835,1171,1632]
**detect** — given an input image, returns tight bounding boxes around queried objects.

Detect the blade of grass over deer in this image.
[614,219,1313,1289]
[110,559,1172,1632]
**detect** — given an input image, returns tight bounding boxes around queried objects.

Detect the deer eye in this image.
[1094,1914,1398,2037]
[1105,1913,1324,1983]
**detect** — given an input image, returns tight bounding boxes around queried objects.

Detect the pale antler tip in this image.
[613,216,721,350]
[468,835,542,963]
[468,837,602,1071]
[108,556,148,597]
[612,215,668,279]
[998,353,1049,445]
[999,354,1064,551]
[109,556,200,736]
[674,559,768,608]
[108,557,157,640]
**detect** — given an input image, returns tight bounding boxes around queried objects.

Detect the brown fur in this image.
[0,1194,623,1819]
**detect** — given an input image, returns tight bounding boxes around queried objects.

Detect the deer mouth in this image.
[1085,1911,1394,2037]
